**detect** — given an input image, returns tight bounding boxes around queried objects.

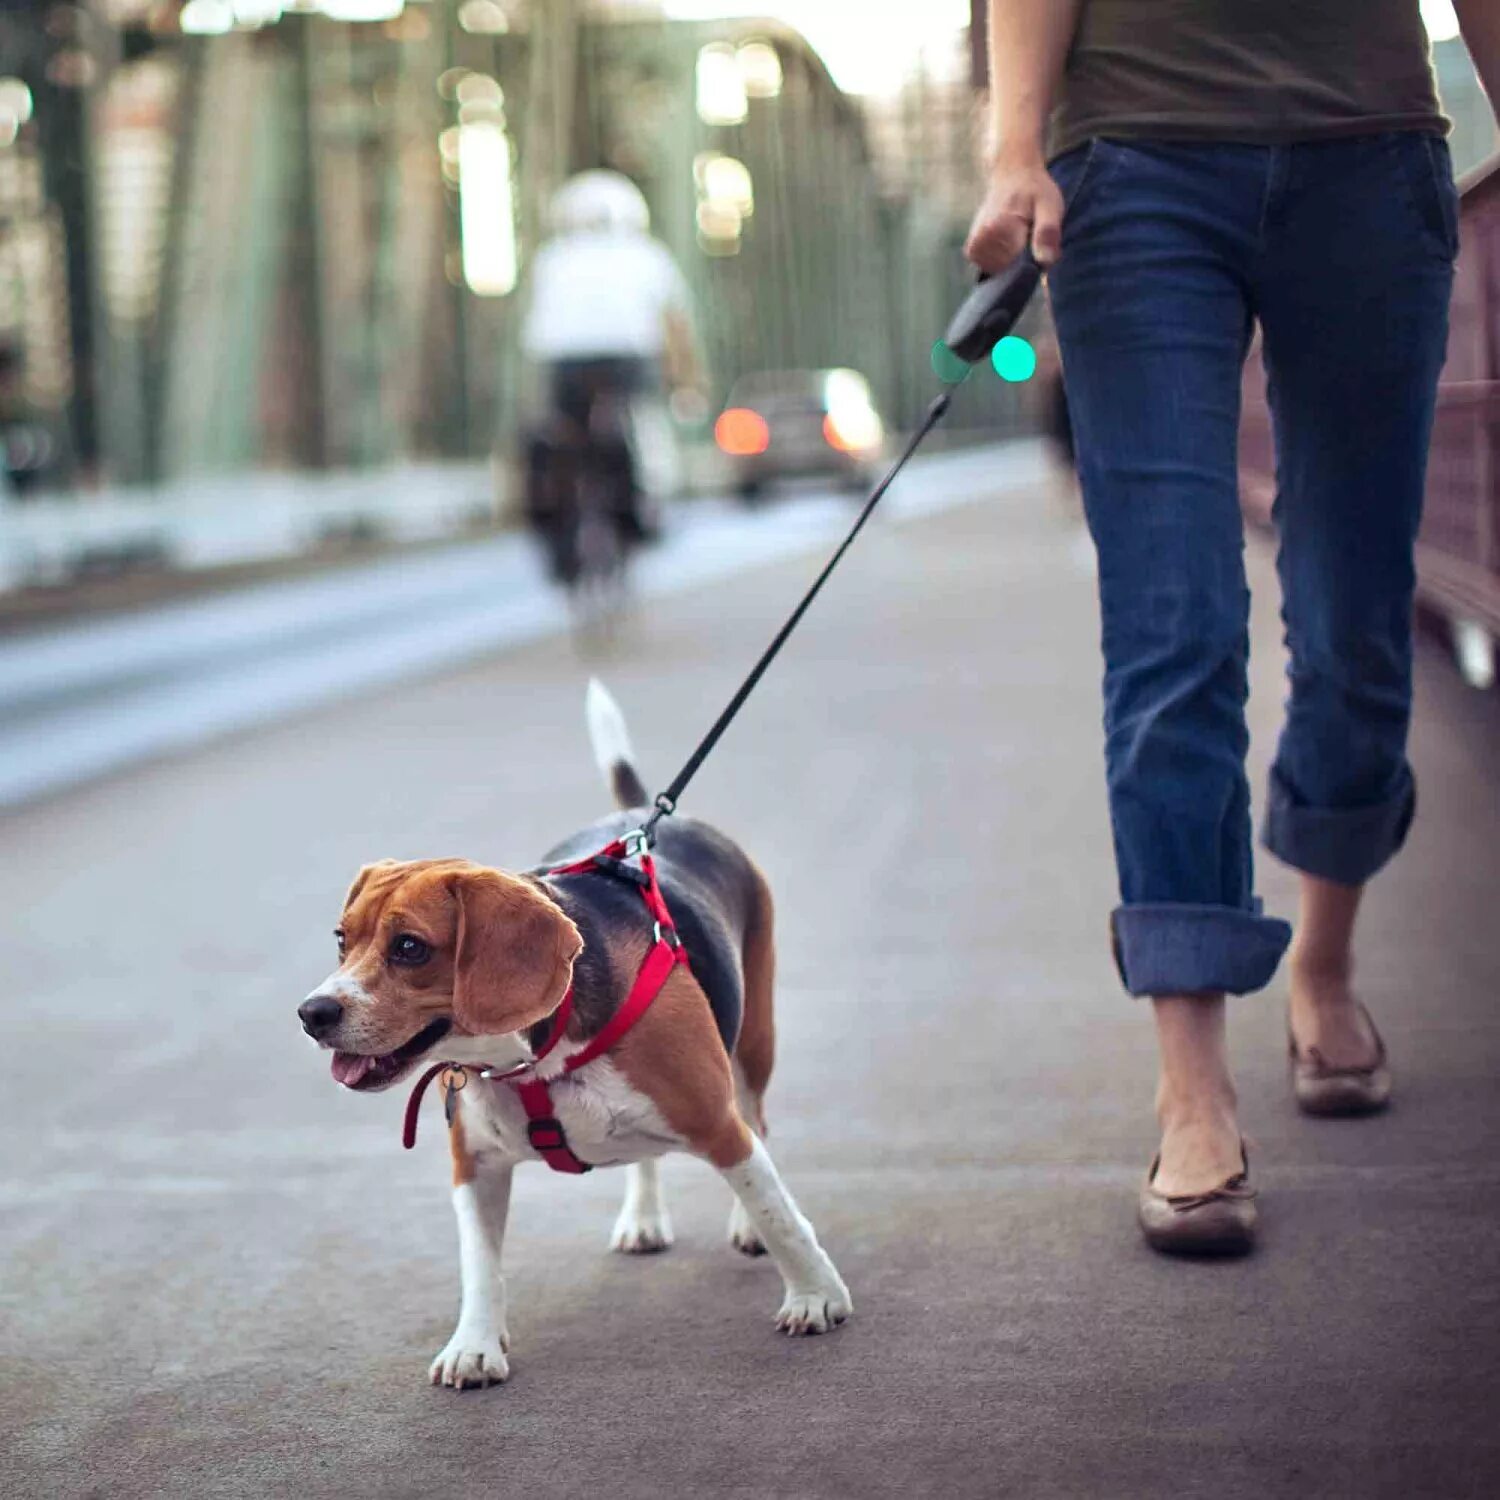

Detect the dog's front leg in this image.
[718,1136,852,1335]
[430,1159,514,1389]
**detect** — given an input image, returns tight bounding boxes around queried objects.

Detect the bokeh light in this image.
[991,336,1037,383]
[930,340,971,385]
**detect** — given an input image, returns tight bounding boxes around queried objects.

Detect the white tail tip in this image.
[585,678,634,776]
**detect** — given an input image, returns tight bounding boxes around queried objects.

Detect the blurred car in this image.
[714,368,885,501]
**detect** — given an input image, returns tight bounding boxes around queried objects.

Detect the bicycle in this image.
[524,394,642,650]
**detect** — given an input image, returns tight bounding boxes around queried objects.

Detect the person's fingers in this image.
[964,208,1029,274]
[1030,180,1065,266]
[1030,209,1062,266]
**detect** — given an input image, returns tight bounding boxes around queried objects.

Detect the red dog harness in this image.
[402,835,691,1173]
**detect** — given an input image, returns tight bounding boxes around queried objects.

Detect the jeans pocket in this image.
[1387,133,1460,261]
[1050,139,1106,217]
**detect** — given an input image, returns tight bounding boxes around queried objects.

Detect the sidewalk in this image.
[1,459,1497,1498]
[0,461,495,596]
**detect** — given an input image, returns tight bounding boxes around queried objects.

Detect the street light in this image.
[737,42,782,99]
[0,78,32,148]
[458,120,518,296]
[179,0,235,33]
[457,0,509,33]
[696,44,747,126]
[319,0,405,21]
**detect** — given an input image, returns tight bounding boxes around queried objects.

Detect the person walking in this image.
[966,1,1498,1253]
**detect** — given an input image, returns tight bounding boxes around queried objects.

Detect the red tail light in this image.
[715,407,770,456]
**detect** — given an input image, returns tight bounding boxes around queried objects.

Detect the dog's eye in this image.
[334,929,346,958]
[390,933,431,967]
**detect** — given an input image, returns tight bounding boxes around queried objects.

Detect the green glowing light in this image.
[991,335,1037,383]
[930,339,972,385]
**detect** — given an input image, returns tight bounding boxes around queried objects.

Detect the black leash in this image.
[638,250,1042,846]
[639,389,953,841]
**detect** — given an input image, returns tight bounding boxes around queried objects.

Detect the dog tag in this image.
[443,1067,466,1127]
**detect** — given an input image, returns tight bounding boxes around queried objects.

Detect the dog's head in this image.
[297,859,583,1092]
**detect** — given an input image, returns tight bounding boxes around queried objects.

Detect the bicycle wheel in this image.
[570,487,629,651]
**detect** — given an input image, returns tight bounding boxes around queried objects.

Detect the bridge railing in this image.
[1240,152,1500,684]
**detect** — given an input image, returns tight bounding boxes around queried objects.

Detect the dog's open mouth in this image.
[331,1018,452,1091]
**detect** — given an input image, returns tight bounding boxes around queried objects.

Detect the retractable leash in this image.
[404,249,1043,1167]
[638,246,1044,843]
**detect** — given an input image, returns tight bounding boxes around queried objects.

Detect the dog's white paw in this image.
[610,1204,674,1254]
[727,1199,766,1256]
[429,1329,511,1389]
[774,1281,853,1336]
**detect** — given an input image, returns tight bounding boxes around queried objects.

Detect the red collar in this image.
[402,835,690,1172]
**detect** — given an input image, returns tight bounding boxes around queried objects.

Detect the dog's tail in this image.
[586,679,650,810]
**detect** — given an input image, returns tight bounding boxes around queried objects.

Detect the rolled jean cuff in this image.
[1110,903,1292,997]
[1261,765,1416,886]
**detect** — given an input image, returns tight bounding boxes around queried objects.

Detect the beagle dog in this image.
[298,681,851,1389]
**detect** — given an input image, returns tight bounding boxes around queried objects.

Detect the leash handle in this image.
[641,388,953,842]
[942,249,1043,364]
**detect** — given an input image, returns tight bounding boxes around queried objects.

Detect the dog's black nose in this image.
[298,995,344,1036]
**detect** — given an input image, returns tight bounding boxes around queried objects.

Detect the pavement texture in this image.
[3,475,1499,1499]
[0,446,1037,810]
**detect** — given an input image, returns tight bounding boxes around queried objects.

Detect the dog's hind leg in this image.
[729,865,776,1255]
[615,965,849,1334]
[717,1132,852,1336]
[727,1063,767,1256]
[734,862,776,1130]
[609,1158,674,1254]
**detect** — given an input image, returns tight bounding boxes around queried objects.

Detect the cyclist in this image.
[521,171,702,584]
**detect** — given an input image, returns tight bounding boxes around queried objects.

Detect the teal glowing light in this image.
[991,335,1037,383]
[930,339,972,385]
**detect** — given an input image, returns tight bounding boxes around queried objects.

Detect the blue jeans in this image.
[1047,135,1457,997]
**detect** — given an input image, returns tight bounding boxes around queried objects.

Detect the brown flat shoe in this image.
[1289,1002,1391,1117]
[1137,1144,1257,1257]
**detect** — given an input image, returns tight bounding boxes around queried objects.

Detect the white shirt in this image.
[522,229,691,361]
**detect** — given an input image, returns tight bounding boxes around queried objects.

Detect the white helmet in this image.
[549,170,651,234]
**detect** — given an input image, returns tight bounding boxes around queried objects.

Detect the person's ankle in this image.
[1288,961,1380,1067]
[1289,946,1356,1009]
[1148,993,1242,1192]
[1151,1091,1242,1195]
[1290,947,1351,985]
[1155,1077,1237,1133]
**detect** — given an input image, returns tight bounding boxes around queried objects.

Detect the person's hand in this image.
[964,155,1064,272]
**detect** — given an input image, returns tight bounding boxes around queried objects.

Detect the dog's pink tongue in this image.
[331,1052,376,1088]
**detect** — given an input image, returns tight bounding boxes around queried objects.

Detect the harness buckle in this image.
[620,827,651,860]
[653,920,683,950]
[527,1117,569,1152]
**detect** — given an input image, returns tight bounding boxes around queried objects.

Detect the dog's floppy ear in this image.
[343,860,400,912]
[450,869,582,1036]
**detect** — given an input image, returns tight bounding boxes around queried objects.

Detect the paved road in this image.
[3,466,1498,1498]
[0,446,1041,810]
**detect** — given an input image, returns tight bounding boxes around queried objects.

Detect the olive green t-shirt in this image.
[1049,0,1448,158]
